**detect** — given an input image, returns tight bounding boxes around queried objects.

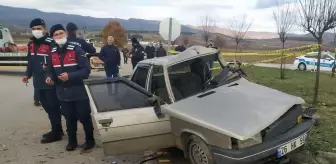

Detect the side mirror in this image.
[148,96,165,119]
[326,58,332,61]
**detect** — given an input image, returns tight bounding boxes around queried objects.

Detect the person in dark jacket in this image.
[175,44,186,52]
[46,24,95,151]
[156,43,167,57]
[99,36,121,78]
[130,38,146,69]
[22,18,63,143]
[66,22,96,54]
[145,42,156,59]
[121,46,129,64]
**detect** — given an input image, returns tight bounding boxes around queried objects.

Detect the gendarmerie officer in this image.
[130,38,146,69]
[22,18,63,143]
[66,22,96,54]
[46,24,95,151]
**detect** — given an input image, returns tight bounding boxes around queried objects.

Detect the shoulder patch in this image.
[67,44,75,50]
[51,47,58,52]
[45,37,53,43]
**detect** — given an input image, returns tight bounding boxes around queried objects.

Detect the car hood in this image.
[162,78,305,140]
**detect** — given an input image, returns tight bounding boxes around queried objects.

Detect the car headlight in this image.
[237,133,263,149]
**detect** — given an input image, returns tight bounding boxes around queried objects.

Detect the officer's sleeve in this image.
[68,47,91,81]
[80,39,96,53]
[46,52,57,82]
[25,42,33,77]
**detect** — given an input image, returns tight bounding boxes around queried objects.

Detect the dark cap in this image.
[30,18,46,28]
[50,24,65,36]
[131,37,138,44]
[66,22,78,32]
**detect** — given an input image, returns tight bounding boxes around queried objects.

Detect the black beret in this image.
[50,24,65,36]
[66,22,78,32]
[30,18,45,28]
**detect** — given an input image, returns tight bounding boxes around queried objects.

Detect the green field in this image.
[244,66,336,153]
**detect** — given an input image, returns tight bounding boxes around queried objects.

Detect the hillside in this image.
[0,5,198,33]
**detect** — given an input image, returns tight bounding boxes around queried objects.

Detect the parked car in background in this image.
[84,46,315,164]
[294,52,335,72]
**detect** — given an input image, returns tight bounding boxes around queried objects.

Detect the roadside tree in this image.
[101,21,127,48]
[273,0,295,79]
[200,15,216,45]
[297,0,336,105]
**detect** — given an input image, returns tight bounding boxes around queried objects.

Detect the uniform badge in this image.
[40,45,47,53]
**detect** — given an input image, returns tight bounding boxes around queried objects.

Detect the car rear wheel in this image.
[188,135,214,164]
[298,63,306,71]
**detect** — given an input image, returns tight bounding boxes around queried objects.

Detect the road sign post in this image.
[159,18,181,53]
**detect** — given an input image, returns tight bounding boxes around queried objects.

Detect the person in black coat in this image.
[46,24,95,151]
[66,22,96,54]
[22,18,63,143]
[99,36,121,78]
[156,43,167,57]
[145,42,156,59]
[130,38,146,69]
[175,44,186,52]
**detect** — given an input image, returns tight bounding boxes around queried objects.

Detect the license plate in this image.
[277,133,307,158]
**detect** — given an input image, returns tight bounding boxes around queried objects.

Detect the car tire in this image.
[187,135,214,164]
[298,63,306,71]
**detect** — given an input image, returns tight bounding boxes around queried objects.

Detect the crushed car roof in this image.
[139,46,218,66]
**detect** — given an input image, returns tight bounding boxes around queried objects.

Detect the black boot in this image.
[43,131,65,138]
[66,143,78,151]
[40,132,62,144]
[34,100,41,106]
[83,140,95,150]
[66,133,78,151]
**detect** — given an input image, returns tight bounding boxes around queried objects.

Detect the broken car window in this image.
[88,82,151,113]
[131,66,149,89]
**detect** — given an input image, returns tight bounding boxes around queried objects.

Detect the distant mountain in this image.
[0,5,199,33]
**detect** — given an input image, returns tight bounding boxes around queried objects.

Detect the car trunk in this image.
[162,78,305,141]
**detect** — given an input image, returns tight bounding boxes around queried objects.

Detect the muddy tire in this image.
[298,63,306,71]
[187,135,214,164]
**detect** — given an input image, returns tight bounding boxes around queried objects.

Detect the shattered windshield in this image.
[167,52,241,101]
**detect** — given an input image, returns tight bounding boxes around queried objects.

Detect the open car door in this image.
[84,78,174,155]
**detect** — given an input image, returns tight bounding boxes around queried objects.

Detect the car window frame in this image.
[148,65,172,104]
[130,64,152,90]
[85,77,154,113]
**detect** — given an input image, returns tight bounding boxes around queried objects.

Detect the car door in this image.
[320,54,334,71]
[84,77,174,156]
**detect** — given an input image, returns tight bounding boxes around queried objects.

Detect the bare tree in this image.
[239,40,249,52]
[228,14,253,63]
[273,0,296,79]
[297,0,336,105]
[214,35,226,49]
[200,15,216,45]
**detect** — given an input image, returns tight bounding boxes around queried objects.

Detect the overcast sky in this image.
[1,0,304,33]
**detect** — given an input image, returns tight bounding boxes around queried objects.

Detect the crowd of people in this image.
[23,17,191,152]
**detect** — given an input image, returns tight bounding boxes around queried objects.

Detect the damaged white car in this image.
[84,46,315,164]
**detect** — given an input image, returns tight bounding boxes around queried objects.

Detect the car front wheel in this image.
[298,63,306,71]
[188,135,214,164]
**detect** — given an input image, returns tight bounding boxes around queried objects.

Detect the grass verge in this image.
[244,66,336,153]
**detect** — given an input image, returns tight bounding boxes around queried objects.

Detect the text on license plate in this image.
[277,133,307,158]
